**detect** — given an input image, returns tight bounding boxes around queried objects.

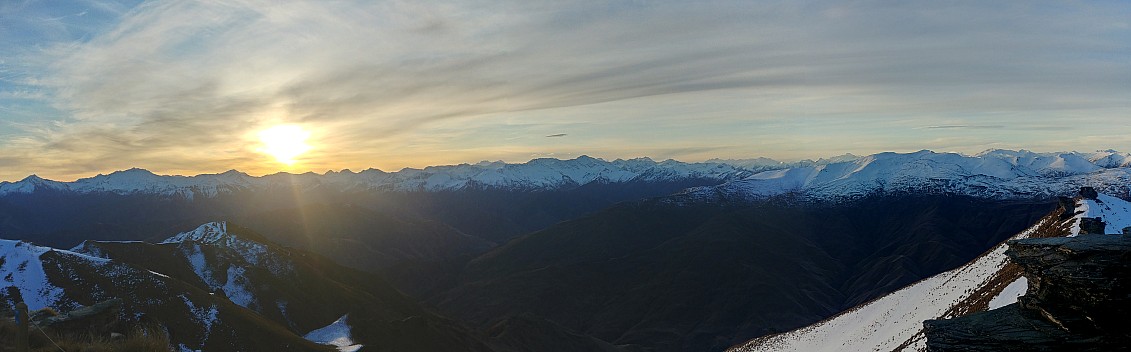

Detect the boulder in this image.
[1079,187,1099,200]
[1078,217,1106,235]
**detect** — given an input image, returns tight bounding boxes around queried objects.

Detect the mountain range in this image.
[3,149,1130,351]
[4,149,1131,200]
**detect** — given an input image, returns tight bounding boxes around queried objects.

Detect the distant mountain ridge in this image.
[0,156,769,198]
[4,150,1131,201]
[677,149,1131,204]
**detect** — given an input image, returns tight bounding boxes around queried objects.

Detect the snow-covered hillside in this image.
[730,193,1131,352]
[4,150,1131,199]
[5,221,486,351]
[682,150,1131,203]
[0,240,88,310]
[1070,193,1131,236]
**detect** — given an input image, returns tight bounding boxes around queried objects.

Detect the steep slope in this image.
[4,222,498,352]
[429,195,1053,352]
[0,166,741,274]
[230,203,494,269]
[730,190,1127,352]
[3,236,329,351]
[925,234,1131,351]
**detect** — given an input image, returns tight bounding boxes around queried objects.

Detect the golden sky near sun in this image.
[257,125,312,165]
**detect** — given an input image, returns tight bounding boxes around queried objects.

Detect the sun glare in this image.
[258,125,311,165]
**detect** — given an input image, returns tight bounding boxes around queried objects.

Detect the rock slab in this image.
[924,235,1131,351]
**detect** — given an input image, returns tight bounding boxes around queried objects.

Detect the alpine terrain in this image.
[2,150,1130,351]
[730,188,1131,351]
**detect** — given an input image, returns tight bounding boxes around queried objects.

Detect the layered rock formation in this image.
[924,234,1131,351]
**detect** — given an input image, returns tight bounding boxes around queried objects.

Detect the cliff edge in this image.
[924,234,1131,351]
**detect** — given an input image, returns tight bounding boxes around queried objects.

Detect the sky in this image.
[1,0,1129,181]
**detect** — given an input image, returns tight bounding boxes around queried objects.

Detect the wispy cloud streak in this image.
[0,0,1128,180]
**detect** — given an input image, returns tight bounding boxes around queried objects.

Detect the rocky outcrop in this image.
[33,298,123,334]
[1079,186,1099,200]
[1078,217,1106,235]
[924,235,1131,351]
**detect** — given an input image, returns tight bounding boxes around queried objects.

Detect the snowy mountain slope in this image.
[680,150,1131,203]
[4,222,501,351]
[3,235,329,351]
[304,314,363,352]
[0,239,103,310]
[1070,193,1131,236]
[729,192,1127,352]
[4,150,1130,199]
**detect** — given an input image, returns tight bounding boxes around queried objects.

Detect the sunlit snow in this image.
[304,314,363,352]
[988,277,1028,310]
[732,216,1047,352]
[0,240,67,310]
[1070,193,1131,236]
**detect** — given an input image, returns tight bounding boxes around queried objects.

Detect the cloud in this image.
[0,0,1129,180]
[923,125,1005,129]
[544,133,567,138]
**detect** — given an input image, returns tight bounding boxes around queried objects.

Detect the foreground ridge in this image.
[924,234,1131,350]
[730,188,1119,352]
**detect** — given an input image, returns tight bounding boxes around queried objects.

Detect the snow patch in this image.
[183,244,220,288]
[222,266,255,309]
[988,277,1028,310]
[304,314,363,352]
[180,294,219,336]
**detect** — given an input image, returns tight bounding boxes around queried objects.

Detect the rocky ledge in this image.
[924,234,1131,351]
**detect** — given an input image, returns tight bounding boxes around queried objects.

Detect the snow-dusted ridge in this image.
[1,239,115,310]
[0,156,775,197]
[730,193,1131,352]
[4,150,1131,201]
[680,149,1131,203]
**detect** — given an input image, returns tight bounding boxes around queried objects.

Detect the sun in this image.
[257,125,311,165]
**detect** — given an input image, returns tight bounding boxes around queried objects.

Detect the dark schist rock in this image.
[1079,187,1099,200]
[1078,217,1106,235]
[924,235,1131,351]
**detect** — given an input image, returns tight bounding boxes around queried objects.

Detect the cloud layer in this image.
[1,0,1130,180]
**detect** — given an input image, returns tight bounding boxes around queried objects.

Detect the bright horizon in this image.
[2,1,1130,182]
[2,147,1125,183]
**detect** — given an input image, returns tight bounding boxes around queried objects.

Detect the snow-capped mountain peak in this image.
[161,222,232,245]
[4,150,1131,202]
